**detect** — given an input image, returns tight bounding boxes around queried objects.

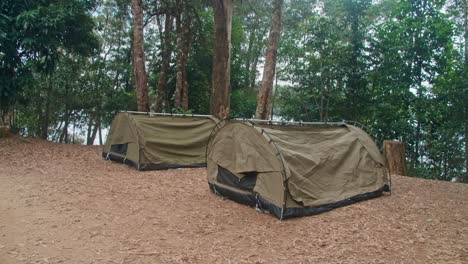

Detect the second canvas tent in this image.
[103,112,219,170]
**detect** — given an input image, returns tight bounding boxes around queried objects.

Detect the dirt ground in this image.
[0,136,467,264]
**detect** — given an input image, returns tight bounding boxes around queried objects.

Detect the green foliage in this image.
[3,0,136,143]
[172,107,193,115]
[0,0,99,115]
[368,0,463,181]
[2,0,465,181]
[230,88,257,118]
[277,0,466,181]
[279,0,364,122]
[185,7,214,114]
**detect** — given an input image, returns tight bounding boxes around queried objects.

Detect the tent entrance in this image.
[217,166,257,191]
[110,143,128,155]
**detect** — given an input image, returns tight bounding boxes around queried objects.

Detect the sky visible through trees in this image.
[0,0,466,182]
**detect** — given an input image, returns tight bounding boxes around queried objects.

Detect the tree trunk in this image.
[72,119,76,144]
[182,79,189,111]
[156,13,164,42]
[86,113,94,145]
[318,61,324,121]
[59,110,70,143]
[255,0,283,120]
[60,83,71,143]
[98,122,103,145]
[243,25,256,88]
[41,73,53,140]
[181,5,191,111]
[210,0,233,119]
[132,0,150,112]
[174,7,183,109]
[249,26,268,90]
[88,117,99,145]
[64,111,70,143]
[384,140,407,176]
[412,24,424,165]
[174,1,192,111]
[155,14,174,112]
[462,0,468,174]
[249,50,260,90]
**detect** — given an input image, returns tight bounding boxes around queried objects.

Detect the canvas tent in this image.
[103,112,219,170]
[207,120,390,219]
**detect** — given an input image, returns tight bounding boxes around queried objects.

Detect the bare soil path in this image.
[0,136,467,264]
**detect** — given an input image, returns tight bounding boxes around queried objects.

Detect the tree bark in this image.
[41,73,53,140]
[98,122,103,145]
[88,117,99,145]
[249,50,260,90]
[64,111,70,143]
[181,4,191,111]
[86,113,94,145]
[243,24,256,88]
[210,0,233,119]
[174,1,192,111]
[462,0,468,174]
[249,26,268,90]
[255,0,283,120]
[155,14,173,112]
[60,83,71,143]
[174,6,183,109]
[132,0,150,112]
[384,140,407,176]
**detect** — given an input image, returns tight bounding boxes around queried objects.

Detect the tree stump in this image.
[384,140,407,176]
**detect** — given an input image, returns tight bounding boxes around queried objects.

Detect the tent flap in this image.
[208,123,281,174]
[263,125,385,207]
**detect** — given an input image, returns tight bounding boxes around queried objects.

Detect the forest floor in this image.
[0,136,467,264]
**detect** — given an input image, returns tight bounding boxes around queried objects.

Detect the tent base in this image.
[209,183,385,220]
[102,152,206,171]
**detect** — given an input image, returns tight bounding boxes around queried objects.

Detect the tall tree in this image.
[461,0,468,174]
[181,4,192,111]
[132,0,149,112]
[210,0,233,119]
[155,13,174,112]
[174,0,192,111]
[342,0,371,122]
[255,0,283,120]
